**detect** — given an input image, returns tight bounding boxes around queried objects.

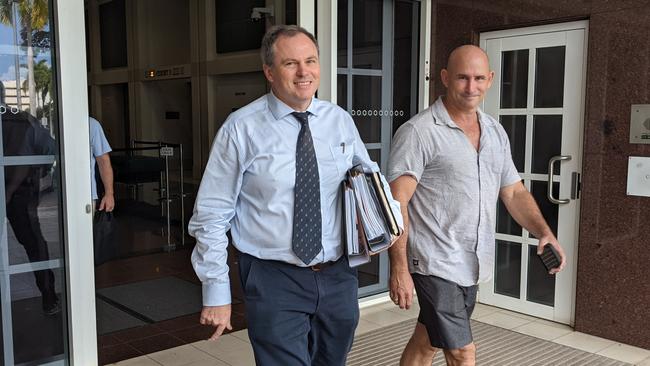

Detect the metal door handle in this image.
[547,155,571,204]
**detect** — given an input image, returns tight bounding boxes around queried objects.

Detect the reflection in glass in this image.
[1,2,66,364]
[530,181,559,237]
[11,270,65,364]
[499,115,526,172]
[534,46,566,108]
[353,0,382,69]
[337,0,348,68]
[6,164,61,266]
[352,76,381,143]
[496,201,522,236]
[337,75,347,110]
[495,240,521,298]
[357,254,380,287]
[532,115,562,175]
[500,49,528,109]
[527,245,556,306]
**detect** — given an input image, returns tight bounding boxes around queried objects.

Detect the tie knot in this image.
[292,112,310,126]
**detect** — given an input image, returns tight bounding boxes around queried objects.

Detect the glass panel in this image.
[357,255,379,287]
[6,164,62,266]
[500,49,528,109]
[337,74,347,110]
[1,2,67,363]
[494,240,521,298]
[499,115,526,172]
[496,201,522,236]
[0,284,3,365]
[367,149,381,167]
[337,0,348,68]
[532,115,562,175]
[530,181,559,237]
[352,0,382,69]
[392,0,419,133]
[527,245,556,306]
[99,0,127,69]
[215,0,266,54]
[352,76,381,143]
[285,0,297,25]
[534,46,565,108]
[12,268,65,364]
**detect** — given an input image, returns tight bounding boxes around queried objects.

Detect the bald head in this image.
[446,45,490,71]
[441,45,494,113]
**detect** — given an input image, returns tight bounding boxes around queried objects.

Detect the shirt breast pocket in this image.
[328,142,353,178]
[481,145,506,176]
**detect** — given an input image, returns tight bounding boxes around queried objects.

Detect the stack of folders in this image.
[342,166,401,267]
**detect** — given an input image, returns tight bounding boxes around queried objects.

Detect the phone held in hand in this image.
[538,245,561,272]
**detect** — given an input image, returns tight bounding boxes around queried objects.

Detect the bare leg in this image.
[400,322,440,366]
[442,343,476,366]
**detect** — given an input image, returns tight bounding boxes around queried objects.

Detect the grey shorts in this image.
[412,273,478,350]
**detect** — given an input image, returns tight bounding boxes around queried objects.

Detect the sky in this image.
[0,22,52,83]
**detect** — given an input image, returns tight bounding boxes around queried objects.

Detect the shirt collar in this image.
[431,96,495,128]
[267,91,320,121]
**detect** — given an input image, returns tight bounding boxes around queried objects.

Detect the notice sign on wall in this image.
[627,156,650,197]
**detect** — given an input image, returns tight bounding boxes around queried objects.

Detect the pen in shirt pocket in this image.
[340,142,346,153]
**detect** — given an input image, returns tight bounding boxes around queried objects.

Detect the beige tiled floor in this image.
[109,298,650,366]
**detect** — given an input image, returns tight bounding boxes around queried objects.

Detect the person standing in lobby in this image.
[89,116,114,212]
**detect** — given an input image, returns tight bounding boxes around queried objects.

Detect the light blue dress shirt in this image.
[89,117,112,200]
[189,92,403,306]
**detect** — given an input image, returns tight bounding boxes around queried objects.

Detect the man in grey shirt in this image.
[386,45,566,366]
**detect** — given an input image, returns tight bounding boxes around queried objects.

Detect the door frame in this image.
[478,20,588,325]
[315,0,431,297]
[55,0,98,364]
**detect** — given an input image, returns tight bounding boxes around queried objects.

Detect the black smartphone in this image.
[538,245,561,272]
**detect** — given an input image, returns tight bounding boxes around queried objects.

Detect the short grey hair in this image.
[260,25,319,66]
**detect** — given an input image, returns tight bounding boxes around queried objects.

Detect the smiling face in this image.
[441,45,494,113]
[263,33,320,111]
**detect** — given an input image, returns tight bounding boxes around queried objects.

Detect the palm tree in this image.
[0,0,49,114]
[22,58,50,111]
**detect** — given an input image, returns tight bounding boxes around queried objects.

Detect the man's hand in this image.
[99,193,115,212]
[536,234,566,275]
[200,304,232,340]
[389,269,414,310]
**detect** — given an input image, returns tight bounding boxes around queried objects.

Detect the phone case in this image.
[538,245,560,272]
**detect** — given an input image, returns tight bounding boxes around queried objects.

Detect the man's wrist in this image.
[390,261,409,274]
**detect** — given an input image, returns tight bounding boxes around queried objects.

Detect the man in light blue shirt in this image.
[189,25,402,365]
[89,117,114,211]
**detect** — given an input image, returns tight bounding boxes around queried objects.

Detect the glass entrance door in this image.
[0,1,68,364]
[479,21,588,324]
[336,0,423,297]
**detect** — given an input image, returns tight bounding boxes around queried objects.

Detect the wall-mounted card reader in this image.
[630,104,650,144]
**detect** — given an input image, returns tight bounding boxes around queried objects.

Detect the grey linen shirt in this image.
[387,97,520,286]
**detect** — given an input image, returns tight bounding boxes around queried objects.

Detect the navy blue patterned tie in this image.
[291,112,322,264]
